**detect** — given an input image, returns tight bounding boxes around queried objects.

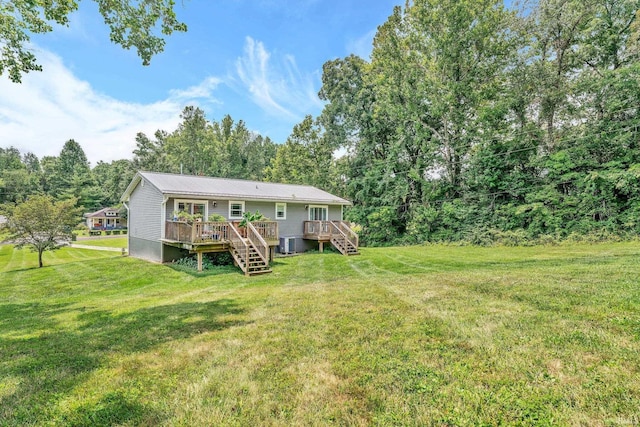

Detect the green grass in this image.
[74,237,128,249]
[1,242,639,426]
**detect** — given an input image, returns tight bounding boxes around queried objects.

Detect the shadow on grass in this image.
[0,253,121,274]
[167,264,242,278]
[0,299,247,426]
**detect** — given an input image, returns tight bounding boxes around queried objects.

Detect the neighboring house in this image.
[84,207,127,230]
[120,171,359,275]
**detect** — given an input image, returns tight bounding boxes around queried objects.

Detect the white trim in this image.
[275,202,287,220]
[228,201,245,219]
[308,205,328,221]
[161,195,169,239]
[173,199,208,219]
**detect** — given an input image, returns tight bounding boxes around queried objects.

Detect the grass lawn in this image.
[73,237,128,249]
[1,242,639,426]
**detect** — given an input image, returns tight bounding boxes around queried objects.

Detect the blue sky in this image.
[0,0,402,165]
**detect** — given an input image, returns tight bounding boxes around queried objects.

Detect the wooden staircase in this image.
[228,222,272,276]
[329,221,360,256]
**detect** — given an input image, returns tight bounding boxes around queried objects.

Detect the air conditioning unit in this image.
[279,237,296,254]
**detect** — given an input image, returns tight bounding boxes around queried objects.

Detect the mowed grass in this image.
[1,242,639,426]
[73,237,128,249]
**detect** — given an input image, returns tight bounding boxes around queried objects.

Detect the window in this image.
[174,199,207,219]
[308,205,328,221]
[275,203,286,220]
[229,201,245,219]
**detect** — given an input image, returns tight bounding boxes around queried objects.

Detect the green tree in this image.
[5,195,81,268]
[132,130,170,172]
[264,115,339,193]
[92,159,136,206]
[1,0,187,83]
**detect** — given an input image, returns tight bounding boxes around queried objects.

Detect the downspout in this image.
[161,195,169,262]
[123,201,130,254]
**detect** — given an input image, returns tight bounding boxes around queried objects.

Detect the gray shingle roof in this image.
[84,207,120,218]
[124,172,351,205]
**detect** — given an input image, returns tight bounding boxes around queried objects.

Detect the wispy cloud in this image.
[234,36,323,120]
[347,29,377,59]
[0,48,221,165]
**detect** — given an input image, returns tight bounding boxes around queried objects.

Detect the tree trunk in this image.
[38,249,44,268]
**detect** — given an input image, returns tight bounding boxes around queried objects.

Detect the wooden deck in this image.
[164,221,279,246]
[162,220,278,275]
[303,221,359,256]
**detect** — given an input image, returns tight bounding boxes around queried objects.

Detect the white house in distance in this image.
[84,207,127,231]
[120,172,359,275]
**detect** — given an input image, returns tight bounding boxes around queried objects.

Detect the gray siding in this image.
[162,196,345,255]
[128,178,164,262]
[129,237,162,262]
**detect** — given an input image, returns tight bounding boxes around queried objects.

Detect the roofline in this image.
[120,171,353,205]
[120,173,141,202]
[164,192,352,205]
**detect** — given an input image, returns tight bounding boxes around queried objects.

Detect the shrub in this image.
[208,213,226,222]
[172,252,234,272]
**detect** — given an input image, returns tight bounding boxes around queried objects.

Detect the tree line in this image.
[0,109,279,213]
[2,0,640,247]
[313,0,640,245]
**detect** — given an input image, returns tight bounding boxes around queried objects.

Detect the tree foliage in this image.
[134,106,277,180]
[318,0,640,245]
[1,0,187,82]
[5,195,80,267]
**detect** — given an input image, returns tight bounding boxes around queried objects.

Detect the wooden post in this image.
[245,244,249,276]
[197,252,203,272]
[319,241,324,253]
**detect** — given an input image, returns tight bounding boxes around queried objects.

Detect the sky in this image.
[0,0,402,166]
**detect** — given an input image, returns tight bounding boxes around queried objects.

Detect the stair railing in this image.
[329,221,350,255]
[246,222,269,264]
[228,222,249,274]
[334,221,359,250]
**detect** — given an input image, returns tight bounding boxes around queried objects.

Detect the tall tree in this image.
[265,115,338,193]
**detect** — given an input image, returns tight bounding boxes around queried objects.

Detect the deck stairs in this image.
[329,221,360,256]
[229,223,272,276]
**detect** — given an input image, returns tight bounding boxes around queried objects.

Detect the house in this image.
[120,171,359,275]
[84,207,127,231]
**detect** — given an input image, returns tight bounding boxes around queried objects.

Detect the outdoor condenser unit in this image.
[279,237,296,254]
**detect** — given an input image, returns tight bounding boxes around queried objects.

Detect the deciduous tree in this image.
[5,195,81,268]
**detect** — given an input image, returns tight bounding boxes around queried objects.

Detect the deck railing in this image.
[165,221,230,244]
[165,221,193,242]
[165,220,277,245]
[303,221,332,239]
[251,221,278,242]
[304,220,359,244]
[193,221,230,243]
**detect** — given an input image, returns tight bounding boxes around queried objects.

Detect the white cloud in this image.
[234,37,323,121]
[347,29,377,59]
[0,49,222,166]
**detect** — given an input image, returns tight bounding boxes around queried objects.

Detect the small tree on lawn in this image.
[6,195,81,268]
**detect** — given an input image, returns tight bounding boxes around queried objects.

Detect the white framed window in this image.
[229,201,245,219]
[275,203,287,220]
[308,205,328,221]
[174,199,207,218]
